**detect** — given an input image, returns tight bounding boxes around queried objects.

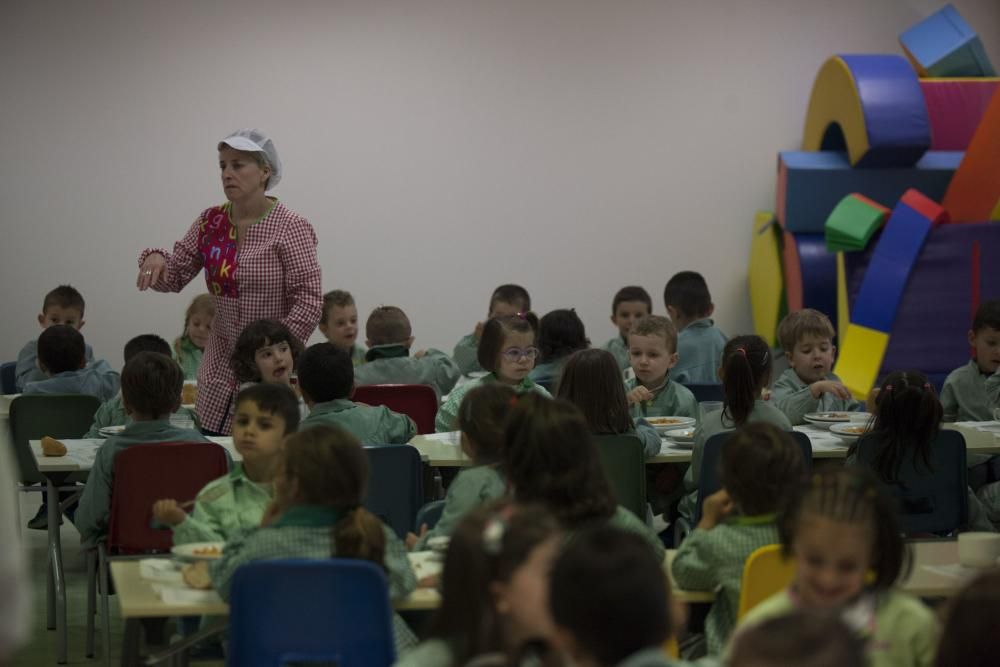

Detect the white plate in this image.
[667,427,696,443]
[646,416,697,433]
[803,412,853,429]
[98,425,126,437]
[171,542,225,562]
[829,422,870,441]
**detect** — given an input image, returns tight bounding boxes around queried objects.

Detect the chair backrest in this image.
[9,393,102,484]
[415,499,446,531]
[682,383,724,402]
[852,429,968,534]
[364,445,424,538]
[228,559,396,667]
[0,362,16,394]
[594,434,647,521]
[353,384,438,435]
[108,442,229,554]
[695,430,812,524]
[737,544,795,619]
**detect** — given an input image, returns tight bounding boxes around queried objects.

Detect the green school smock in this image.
[451,333,482,376]
[672,318,727,385]
[172,463,272,544]
[413,465,506,550]
[300,398,417,444]
[355,344,461,398]
[625,377,699,420]
[604,335,631,371]
[941,360,1000,422]
[173,335,204,381]
[84,393,199,438]
[435,374,552,432]
[771,367,860,426]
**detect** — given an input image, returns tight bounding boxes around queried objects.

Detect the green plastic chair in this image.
[594,434,647,521]
[9,393,101,486]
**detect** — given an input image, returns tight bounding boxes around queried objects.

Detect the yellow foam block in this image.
[748,211,784,347]
[836,252,848,344]
[803,56,870,166]
[991,196,1000,221]
[834,323,890,400]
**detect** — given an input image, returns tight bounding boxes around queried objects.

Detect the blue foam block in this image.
[838,55,932,167]
[845,223,1000,377]
[795,234,839,333]
[871,204,934,266]
[900,4,996,77]
[777,151,960,233]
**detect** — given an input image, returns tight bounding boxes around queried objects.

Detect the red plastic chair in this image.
[86,441,229,663]
[352,384,438,435]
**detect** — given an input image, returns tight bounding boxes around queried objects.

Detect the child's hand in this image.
[182,561,212,590]
[627,386,653,405]
[405,524,429,550]
[697,490,734,531]
[418,573,440,588]
[810,380,852,400]
[152,499,187,527]
[413,349,427,359]
[473,321,485,340]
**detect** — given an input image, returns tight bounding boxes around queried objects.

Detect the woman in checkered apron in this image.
[136,129,322,434]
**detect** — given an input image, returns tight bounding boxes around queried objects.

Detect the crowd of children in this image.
[9,273,1000,665]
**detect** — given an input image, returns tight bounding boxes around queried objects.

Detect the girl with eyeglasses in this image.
[435,314,551,432]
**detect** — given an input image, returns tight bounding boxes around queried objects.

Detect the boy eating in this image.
[625,315,697,419]
[23,325,119,402]
[663,271,727,385]
[317,289,366,366]
[298,343,417,444]
[76,352,207,546]
[772,309,858,425]
[354,305,461,398]
[942,300,1000,422]
[153,383,300,543]
[16,285,94,390]
[604,286,652,372]
[452,284,531,375]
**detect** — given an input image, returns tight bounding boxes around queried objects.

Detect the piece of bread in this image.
[41,436,67,457]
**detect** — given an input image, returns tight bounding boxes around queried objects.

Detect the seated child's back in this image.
[672,423,806,654]
[298,342,417,444]
[941,299,1000,422]
[15,284,94,390]
[771,309,858,425]
[663,271,727,385]
[354,306,460,398]
[23,325,118,402]
[75,352,207,546]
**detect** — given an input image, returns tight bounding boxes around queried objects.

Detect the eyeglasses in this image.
[501,347,540,362]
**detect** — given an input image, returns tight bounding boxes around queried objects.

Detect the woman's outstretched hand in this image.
[137,253,167,290]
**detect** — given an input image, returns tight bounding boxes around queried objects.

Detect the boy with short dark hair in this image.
[23,325,119,402]
[771,309,858,425]
[298,343,416,444]
[604,286,652,372]
[625,315,697,419]
[452,284,531,375]
[663,271,727,385]
[75,352,207,546]
[354,306,460,397]
[317,289,366,366]
[15,285,95,390]
[942,299,1000,422]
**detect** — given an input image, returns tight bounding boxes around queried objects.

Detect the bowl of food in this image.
[646,416,697,434]
[171,542,224,562]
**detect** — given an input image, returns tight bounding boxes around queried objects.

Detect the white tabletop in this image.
[30,436,238,472]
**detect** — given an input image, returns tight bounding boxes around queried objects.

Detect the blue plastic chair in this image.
[227,559,397,667]
[0,361,16,394]
[682,383,724,402]
[364,445,424,538]
[415,499,446,531]
[594,434,647,521]
[852,429,968,534]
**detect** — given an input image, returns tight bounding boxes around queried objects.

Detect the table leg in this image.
[47,477,67,664]
[120,619,141,667]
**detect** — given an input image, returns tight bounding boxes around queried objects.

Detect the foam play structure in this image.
[748,4,1000,399]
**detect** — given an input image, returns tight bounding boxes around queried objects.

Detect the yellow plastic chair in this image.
[663,636,679,658]
[737,544,796,619]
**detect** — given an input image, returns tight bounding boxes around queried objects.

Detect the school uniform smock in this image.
[679,402,791,521]
[412,465,506,551]
[626,377,699,421]
[604,335,632,371]
[941,360,1000,422]
[83,393,198,438]
[735,588,937,667]
[209,504,418,653]
[527,357,568,391]
[671,516,779,655]
[75,420,208,546]
[23,359,120,402]
[435,374,552,432]
[605,505,666,561]
[350,342,367,367]
[15,338,95,391]
[771,368,860,425]
[354,345,461,399]
[451,333,481,375]
[172,464,271,545]
[616,649,719,667]
[672,318,727,385]
[300,399,417,444]
[139,199,322,434]
[173,336,203,381]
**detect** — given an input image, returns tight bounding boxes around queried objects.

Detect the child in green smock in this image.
[452,284,531,376]
[603,285,652,372]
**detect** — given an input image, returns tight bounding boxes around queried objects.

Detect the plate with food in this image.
[646,416,697,434]
[171,542,225,562]
[665,427,696,444]
[98,425,127,437]
[803,412,854,428]
[830,422,871,441]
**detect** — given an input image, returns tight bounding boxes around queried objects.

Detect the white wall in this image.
[2,0,998,368]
